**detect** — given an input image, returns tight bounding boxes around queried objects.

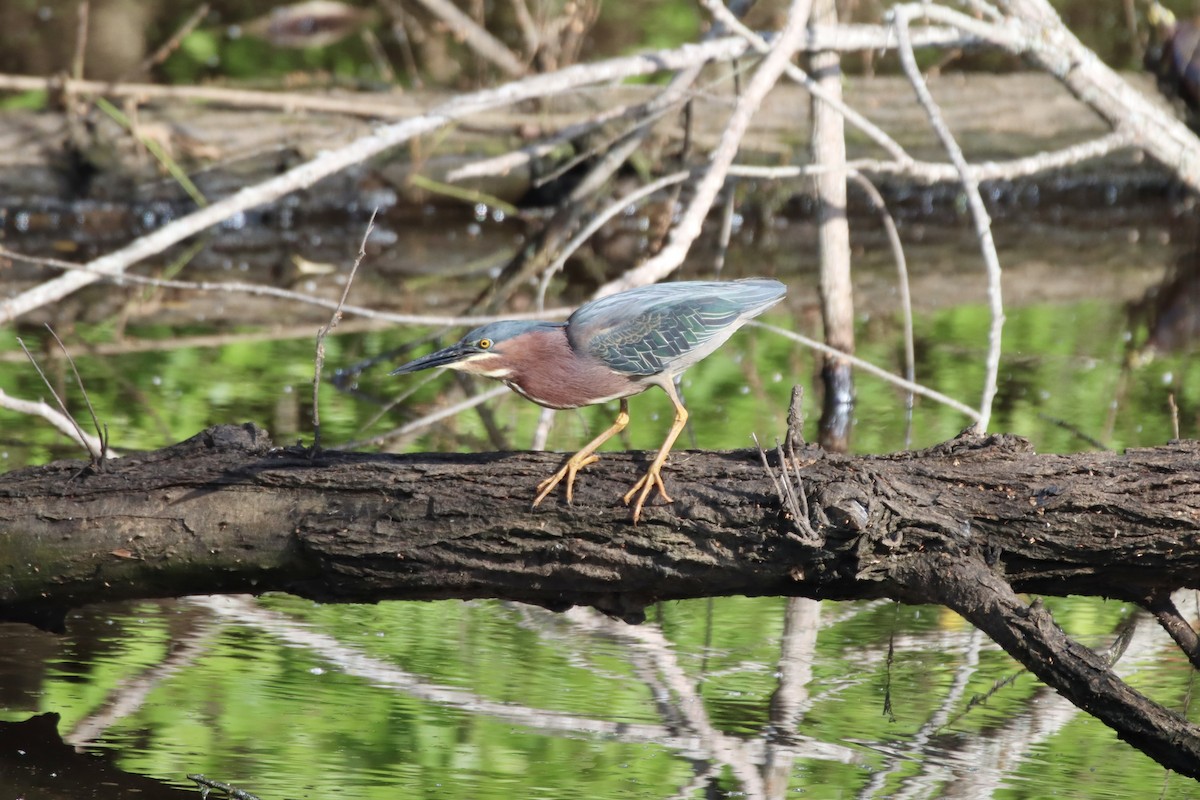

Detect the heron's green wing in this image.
[567,281,784,376]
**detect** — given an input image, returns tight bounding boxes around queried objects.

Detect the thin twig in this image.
[0,245,572,327]
[121,3,210,81]
[359,28,396,83]
[753,321,982,421]
[376,0,423,89]
[445,97,647,182]
[784,436,811,527]
[535,170,690,307]
[555,62,705,203]
[408,174,519,216]
[93,96,208,207]
[523,85,692,193]
[43,324,109,467]
[847,171,915,447]
[1037,413,1110,451]
[960,0,1005,21]
[775,439,804,528]
[72,0,90,82]
[891,7,1005,435]
[752,432,789,508]
[751,432,819,542]
[482,57,706,312]
[345,385,511,450]
[312,210,376,453]
[509,0,540,60]
[15,338,101,461]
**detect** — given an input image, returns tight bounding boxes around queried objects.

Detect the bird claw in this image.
[623,466,673,524]
[533,454,600,507]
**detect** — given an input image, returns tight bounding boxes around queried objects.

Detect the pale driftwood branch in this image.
[407,0,527,77]
[727,130,1136,184]
[444,95,653,182]
[508,0,539,60]
[549,60,704,203]
[595,0,817,299]
[0,250,574,329]
[810,0,856,450]
[0,34,769,327]
[536,170,690,305]
[892,7,1005,435]
[0,388,111,457]
[701,0,913,164]
[0,25,968,117]
[919,0,1200,192]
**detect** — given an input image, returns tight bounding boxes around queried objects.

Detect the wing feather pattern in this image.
[567,280,785,376]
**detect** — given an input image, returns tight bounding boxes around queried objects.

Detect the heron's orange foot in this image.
[533,454,600,507]
[623,464,673,524]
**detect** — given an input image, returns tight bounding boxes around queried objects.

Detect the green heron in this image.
[392,278,787,523]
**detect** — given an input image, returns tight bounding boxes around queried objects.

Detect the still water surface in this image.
[3,592,1197,798]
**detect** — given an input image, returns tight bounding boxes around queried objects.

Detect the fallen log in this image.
[2,423,1200,776]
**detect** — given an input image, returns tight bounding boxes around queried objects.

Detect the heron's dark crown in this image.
[460,319,564,346]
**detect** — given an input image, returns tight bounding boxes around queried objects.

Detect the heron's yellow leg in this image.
[534,399,630,507]
[624,381,688,524]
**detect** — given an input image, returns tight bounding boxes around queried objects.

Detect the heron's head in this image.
[391,320,564,379]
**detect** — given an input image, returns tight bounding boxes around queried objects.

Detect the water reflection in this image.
[2,590,1197,798]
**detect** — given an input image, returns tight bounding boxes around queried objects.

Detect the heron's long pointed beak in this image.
[390,343,474,375]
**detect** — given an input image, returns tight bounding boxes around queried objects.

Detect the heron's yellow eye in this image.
[478,338,493,350]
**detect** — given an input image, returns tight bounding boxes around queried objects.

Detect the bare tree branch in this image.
[596,0,817,298]
[892,6,1005,434]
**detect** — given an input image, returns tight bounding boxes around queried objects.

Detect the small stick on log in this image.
[311,210,375,453]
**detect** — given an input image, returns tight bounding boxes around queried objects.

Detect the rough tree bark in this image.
[3,423,1200,776]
